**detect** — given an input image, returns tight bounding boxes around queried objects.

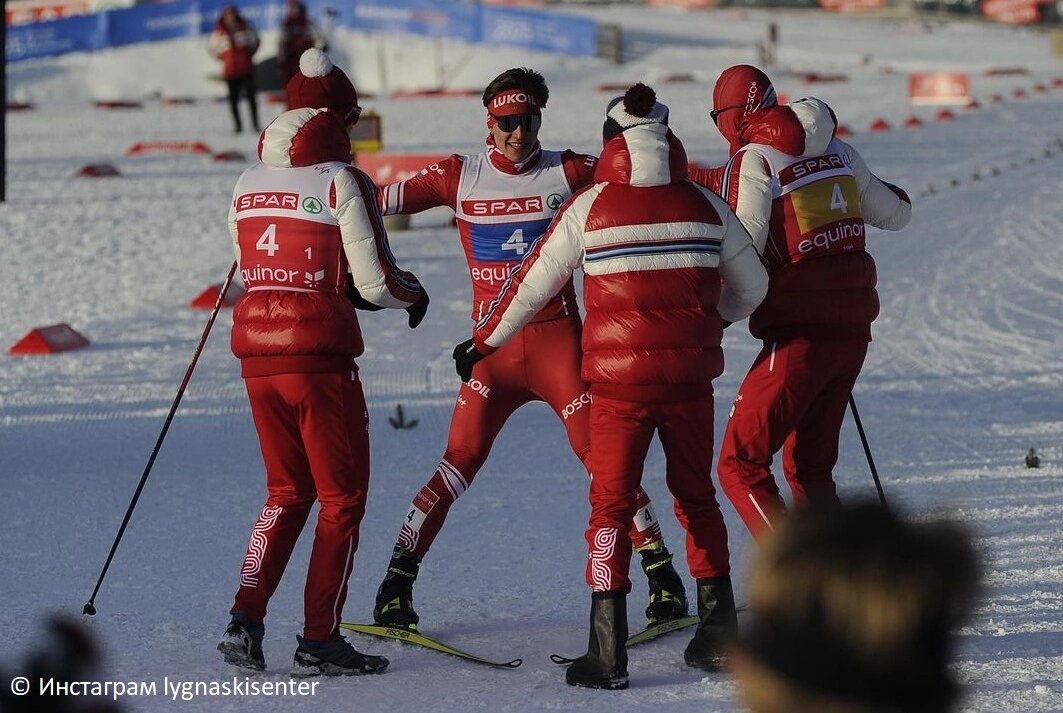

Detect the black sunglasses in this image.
[710,105,743,125]
[494,114,542,133]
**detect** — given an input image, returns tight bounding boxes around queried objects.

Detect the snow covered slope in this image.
[1,6,1061,712]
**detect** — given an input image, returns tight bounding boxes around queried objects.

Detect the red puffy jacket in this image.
[208,17,259,80]
[474,123,767,402]
[689,98,911,342]
[228,108,424,377]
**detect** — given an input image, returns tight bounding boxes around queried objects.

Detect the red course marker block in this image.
[390,88,480,99]
[966,99,981,110]
[213,151,246,162]
[93,100,143,109]
[9,324,90,355]
[868,118,891,132]
[1052,78,1063,88]
[835,124,854,138]
[126,140,212,156]
[190,284,244,309]
[5,101,34,111]
[1012,88,1027,99]
[904,116,923,128]
[77,163,120,177]
[936,109,956,121]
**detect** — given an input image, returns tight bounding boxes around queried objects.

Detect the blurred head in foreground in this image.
[734,501,981,713]
[0,616,121,713]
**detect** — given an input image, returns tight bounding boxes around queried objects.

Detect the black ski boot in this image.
[639,545,688,624]
[292,630,389,677]
[217,615,265,671]
[565,592,629,690]
[683,576,738,672]
[373,548,421,630]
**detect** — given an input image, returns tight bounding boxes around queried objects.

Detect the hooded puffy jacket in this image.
[207,15,259,80]
[690,98,911,341]
[228,108,424,377]
[473,123,767,401]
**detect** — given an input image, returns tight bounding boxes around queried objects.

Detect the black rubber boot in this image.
[683,576,738,672]
[217,614,265,671]
[639,545,688,624]
[565,592,629,690]
[373,548,421,630]
[292,630,388,677]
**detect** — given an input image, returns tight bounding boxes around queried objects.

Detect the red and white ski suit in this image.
[228,108,425,639]
[690,98,912,536]
[378,146,667,557]
[473,124,768,592]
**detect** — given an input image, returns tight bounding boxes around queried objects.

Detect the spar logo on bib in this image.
[462,196,543,216]
[302,197,323,214]
[236,192,299,211]
[546,193,565,210]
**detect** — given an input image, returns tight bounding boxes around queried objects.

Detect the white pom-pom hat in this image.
[286,49,361,125]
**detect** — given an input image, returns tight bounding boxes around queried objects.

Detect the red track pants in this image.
[231,368,370,640]
[718,337,868,537]
[396,317,663,557]
[584,390,730,593]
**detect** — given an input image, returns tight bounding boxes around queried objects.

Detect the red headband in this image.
[487,89,540,117]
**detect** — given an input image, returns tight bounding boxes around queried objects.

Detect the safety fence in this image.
[6,0,603,63]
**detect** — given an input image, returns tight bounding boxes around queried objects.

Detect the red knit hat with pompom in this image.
[285,48,361,125]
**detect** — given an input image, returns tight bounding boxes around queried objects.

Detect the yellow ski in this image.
[340,623,522,668]
[626,615,699,646]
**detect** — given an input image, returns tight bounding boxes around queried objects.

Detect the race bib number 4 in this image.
[789,176,862,235]
[468,219,551,262]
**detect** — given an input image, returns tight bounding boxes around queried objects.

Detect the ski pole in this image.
[84,261,238,616]
[848,394,888,509]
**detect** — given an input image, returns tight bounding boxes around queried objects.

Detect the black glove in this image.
[722,319,732,329]
[406,292,430,328]
[453,338,486,382]
[345,274,385,312]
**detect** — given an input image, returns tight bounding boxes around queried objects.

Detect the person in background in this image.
[461,83,768,689]
[371,68,689,636]
[218,49,428,678]
[278,0,327,86]
[208,4,260,134]
[688,65,912,537]
[734,500,981,713]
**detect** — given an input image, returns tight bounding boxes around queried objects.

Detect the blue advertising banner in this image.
[8,14,106,61]
[481,6,598,57]
[348,0,480,43]
[6,0,599,63]
[107,2,207,47]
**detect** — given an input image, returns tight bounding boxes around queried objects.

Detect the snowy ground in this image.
[1,5,1062,713]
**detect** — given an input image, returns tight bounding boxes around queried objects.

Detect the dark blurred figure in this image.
[208,4,261,133]
[0,617,121,713]
[734,501,982,713]
[278,0,327,86]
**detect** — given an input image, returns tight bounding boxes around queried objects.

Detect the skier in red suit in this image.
[373,68,688,633]
[460,84,768,688]
[278,0,326,85]
[688,65,912,537]
[218,49,428,677]
[207,4,260,133]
